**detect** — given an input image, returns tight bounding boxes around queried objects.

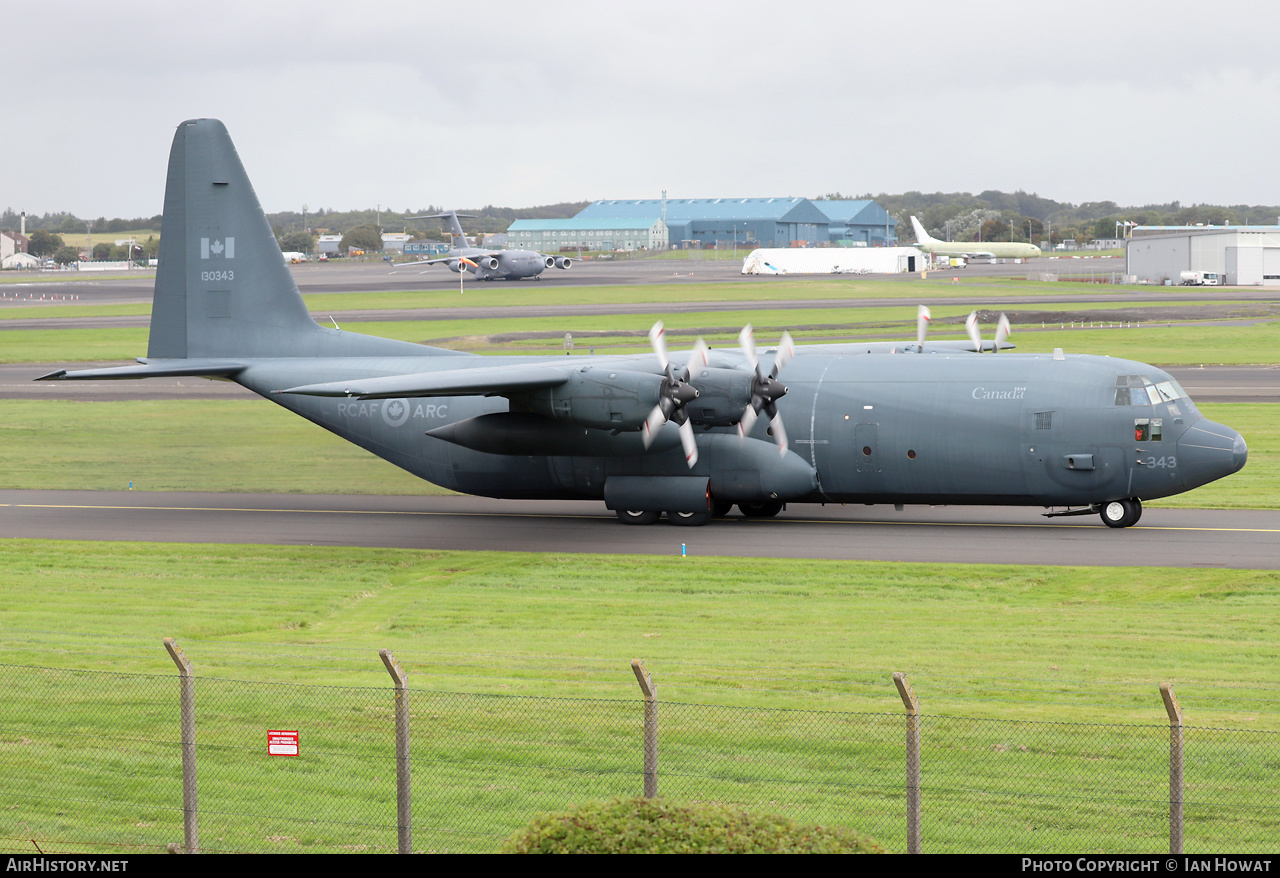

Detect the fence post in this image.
[1160,683,1184,855]
[893,672,921,854]
[631,660,658,798]
[163,637,198,854]
[379,649,411,854]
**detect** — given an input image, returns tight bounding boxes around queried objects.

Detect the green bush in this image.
[500,797,884,854]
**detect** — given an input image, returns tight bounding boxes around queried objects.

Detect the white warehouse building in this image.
[1126,225,1280,285]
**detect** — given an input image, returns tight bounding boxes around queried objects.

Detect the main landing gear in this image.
[615,501,784,526]
[1100,498,1142,529]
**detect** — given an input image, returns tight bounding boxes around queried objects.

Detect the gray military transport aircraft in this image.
[38,120,1247,528]
[400,210,571,281]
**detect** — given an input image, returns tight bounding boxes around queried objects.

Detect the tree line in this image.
[830,191,1280,246]
[10,192,1280,254]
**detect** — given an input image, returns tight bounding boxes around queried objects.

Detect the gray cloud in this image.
[5,0,1279,219]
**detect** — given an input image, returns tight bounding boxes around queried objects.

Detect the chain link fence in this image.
[1,653,1276,854]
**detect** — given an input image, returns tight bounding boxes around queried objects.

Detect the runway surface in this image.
[2,490,1276,569]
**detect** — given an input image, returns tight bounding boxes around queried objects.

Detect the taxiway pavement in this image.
[2,490,1276,569]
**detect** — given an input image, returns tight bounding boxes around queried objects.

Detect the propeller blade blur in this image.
[994,314,1011,350]
[965,311,982,352]
[679,419,698,467]
[772,331,795,376]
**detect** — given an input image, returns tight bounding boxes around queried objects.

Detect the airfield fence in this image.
[0,651,1276,855]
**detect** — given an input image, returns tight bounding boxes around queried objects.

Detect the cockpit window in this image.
[1114,375,1187,406]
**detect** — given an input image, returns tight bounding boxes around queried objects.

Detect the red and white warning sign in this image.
[268,730,299,756]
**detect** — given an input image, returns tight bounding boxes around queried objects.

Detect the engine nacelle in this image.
[555,257,572,269]
[427,412,681,456]
[510,366,662,431]
[543,256,556,269]
[480,256,500,271]
[701,434,817,502]
[684,366,755,426]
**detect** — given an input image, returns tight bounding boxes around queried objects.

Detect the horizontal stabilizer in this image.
[36,360,247,382]
[279,364,571,399]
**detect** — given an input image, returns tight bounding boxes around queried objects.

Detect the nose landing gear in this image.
[1100,498,1142,529]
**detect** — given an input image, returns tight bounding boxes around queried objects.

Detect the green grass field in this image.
[3,300,1279,364]
[3,543,1278,724]
[3,545,1277,853]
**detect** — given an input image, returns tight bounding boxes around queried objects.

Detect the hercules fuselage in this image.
[231,346,1244,510]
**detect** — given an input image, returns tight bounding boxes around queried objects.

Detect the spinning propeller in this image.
[641,321,707,467]
[736,324,794,455]
[964,311,1012,352]
[917,305,931,351]
[916,307,1012,352]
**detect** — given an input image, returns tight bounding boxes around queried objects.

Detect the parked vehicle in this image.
[1180,270,1223,286]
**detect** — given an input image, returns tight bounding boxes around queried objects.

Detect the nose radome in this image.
[1177,420,1246,489]
[1233,431,1248,474]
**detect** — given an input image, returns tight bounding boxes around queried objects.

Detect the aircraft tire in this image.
[1100,498,1141,528]
[739,500,784,519]
[711,500,734,518]
[668,509,713,527]
[617,509,661,526]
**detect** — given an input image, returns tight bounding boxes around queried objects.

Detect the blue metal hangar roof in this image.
[508,218,661,231]
[577,197,830,224]
[812,199,898,229]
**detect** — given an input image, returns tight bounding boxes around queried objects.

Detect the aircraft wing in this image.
[960,250,997,259]
[279,364,572,399]
[398,257,453,267]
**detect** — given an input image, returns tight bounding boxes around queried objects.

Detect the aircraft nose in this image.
[1177,419,1247,489]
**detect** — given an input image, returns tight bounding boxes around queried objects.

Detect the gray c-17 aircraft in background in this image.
[400,210,572,280]
[910,215,1042,261]
[38,120,1247,528]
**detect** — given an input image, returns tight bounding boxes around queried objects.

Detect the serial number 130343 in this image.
[201,270,234,282]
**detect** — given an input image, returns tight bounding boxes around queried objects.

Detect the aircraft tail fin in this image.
[404,211,473,247]
[909,216,936,245]
[440,210,468,245]
[148,119,424,360]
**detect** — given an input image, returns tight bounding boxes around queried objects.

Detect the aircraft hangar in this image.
[509,197,898,251]
[811,200,898,246]
[1126,224,1280,285]
[506,217,669,252]
[575,197,831,248]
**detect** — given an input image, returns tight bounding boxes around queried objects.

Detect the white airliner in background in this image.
[910,216,1041,260]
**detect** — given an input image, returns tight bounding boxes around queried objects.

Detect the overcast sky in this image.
[6,0,1280,220]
